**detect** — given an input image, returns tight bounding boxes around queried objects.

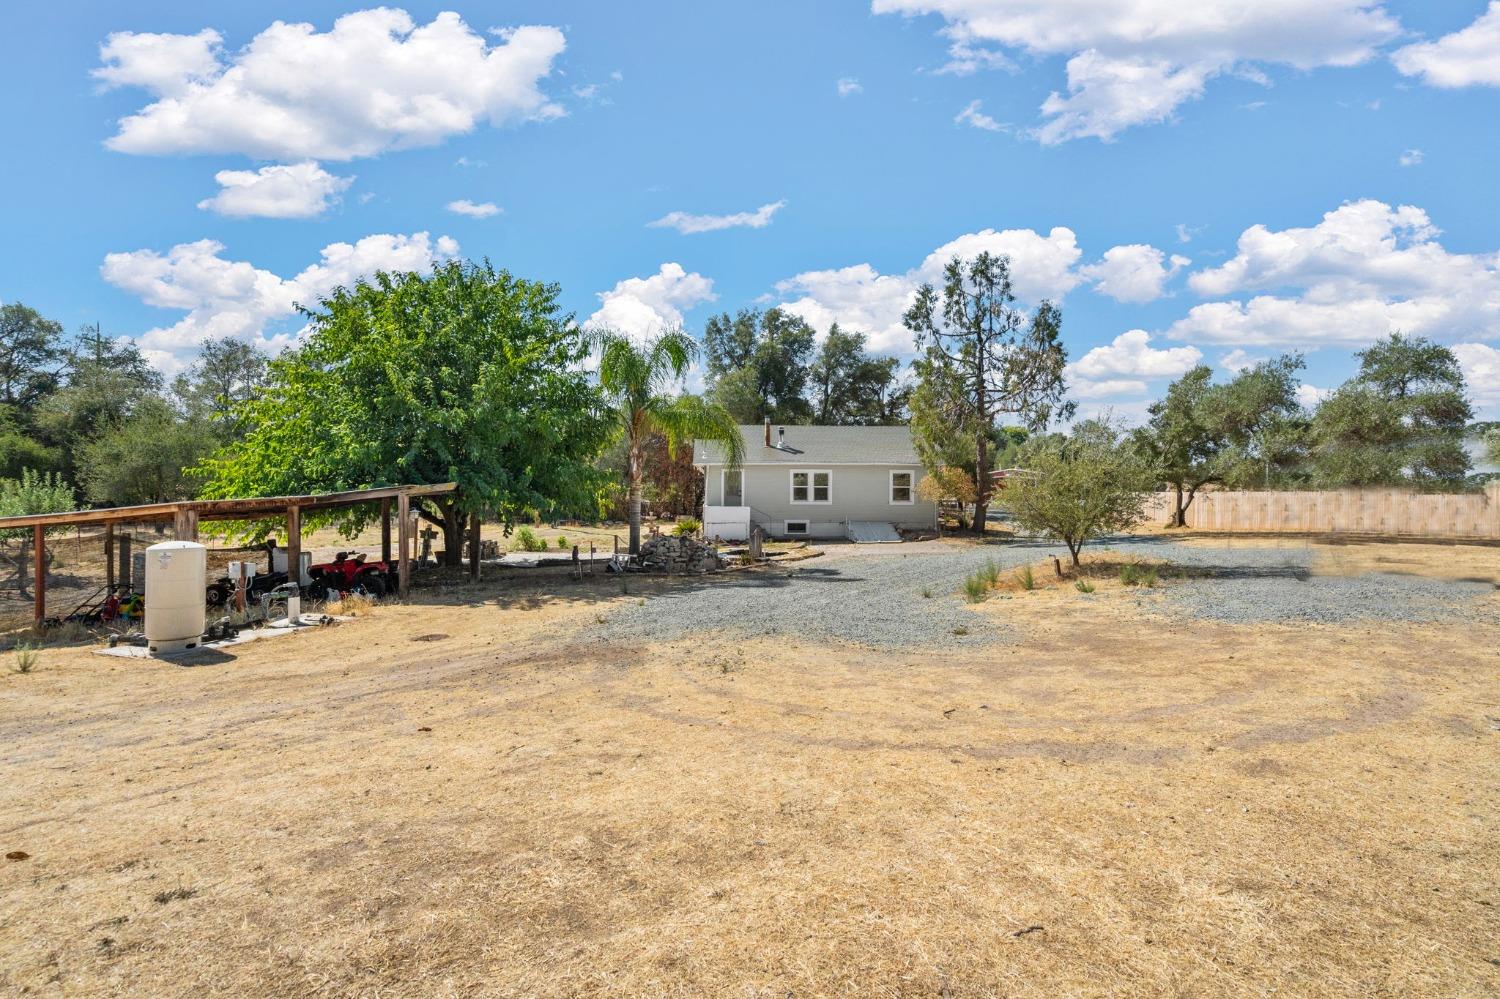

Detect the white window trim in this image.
[889,469,916,505]
[784,520,809,535]
[789,469,833,505]
[720,467,744,506]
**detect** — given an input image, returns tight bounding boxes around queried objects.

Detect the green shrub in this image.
[961,574,988,603]
[674,517,701,537]
[513,526,547,552]
[1074,579,1095,594]
[1139,566,1158,588]
[556,535,568,550]
[921,586,934,599]
[1015,564,1036,591]
[1118,563,1140,586]
[13,644,38,674]
[980,559,1000,587]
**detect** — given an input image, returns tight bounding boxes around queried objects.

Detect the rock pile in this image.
[639,534,725,573]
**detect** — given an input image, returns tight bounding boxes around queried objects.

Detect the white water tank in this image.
[145,541,207,653]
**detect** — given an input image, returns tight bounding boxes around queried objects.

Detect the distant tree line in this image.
[0,252,1490,554]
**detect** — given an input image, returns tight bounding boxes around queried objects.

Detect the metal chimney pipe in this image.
[778,426,785,447]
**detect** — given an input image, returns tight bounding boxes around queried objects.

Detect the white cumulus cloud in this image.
[837,77,863,96]
[1219,348,1264,372]
[95,9,566,161]
[447,199,502,218]
[871,0,1401,142]
[1393,2,1500,88]
[1399,148,1425,167]
[101,232,458,369]
[776,226,1088,354]
[1069,329,1202,380]
[1167,199,1500,348]
[1079,244,1189,303]
[648,200,787,235]
[196,161,353,218]
[1453,342,1500,412]
[586,263,717,342]
[1069,377,1149,399]
[775,227,1183,356]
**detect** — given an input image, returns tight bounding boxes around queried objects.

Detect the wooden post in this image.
[104,523,115,591]
[33,525,46,627]
[286,505,301,589]
[380,497,392,564]
[173,508,199,542]
[118,534,133,591]
[397,492,411,598]
[468,511,481,583]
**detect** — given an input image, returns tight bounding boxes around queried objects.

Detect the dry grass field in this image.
[2,538,1498,997]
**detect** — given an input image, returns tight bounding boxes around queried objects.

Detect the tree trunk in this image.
[441,514,463,566]
[1180,484,1200,526]
[425,497,465,567]
[627,445,643,557]
[1170,482,1186,527]
[1069,540,1081,568]
[972,429,991,535]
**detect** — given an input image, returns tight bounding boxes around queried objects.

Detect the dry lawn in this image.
[2,541,1498,997]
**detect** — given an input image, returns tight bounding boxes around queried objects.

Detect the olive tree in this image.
[999,419,1152,567]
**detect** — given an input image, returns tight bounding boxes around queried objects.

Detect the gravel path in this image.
[599,542,1055,649]
[598,537,1498,649]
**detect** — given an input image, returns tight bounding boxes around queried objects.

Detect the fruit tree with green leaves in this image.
[199,260,612,563]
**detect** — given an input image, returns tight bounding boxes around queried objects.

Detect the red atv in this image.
[308,552,395,600]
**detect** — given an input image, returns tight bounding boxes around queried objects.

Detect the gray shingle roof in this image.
[694,425,921,465]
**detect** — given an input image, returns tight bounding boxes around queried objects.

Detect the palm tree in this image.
[596,328,744,556]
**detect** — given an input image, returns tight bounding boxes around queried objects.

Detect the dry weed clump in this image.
[324,592,378,617]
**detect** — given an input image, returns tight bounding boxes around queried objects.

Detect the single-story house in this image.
[694,421,938,541]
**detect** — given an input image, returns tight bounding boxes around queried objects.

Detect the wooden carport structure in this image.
[0,483,462,627]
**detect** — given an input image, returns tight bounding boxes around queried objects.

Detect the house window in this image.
[790,469,831,504]
[722,468,743,506]
[890,470,914,504]
[785,520,809,535]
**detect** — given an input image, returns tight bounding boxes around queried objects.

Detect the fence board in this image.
[1143,485,1500,540]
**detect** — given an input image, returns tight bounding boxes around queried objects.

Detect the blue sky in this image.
[3,1,1498,418]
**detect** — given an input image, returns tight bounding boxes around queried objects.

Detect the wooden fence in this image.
[1142,484,1500,540]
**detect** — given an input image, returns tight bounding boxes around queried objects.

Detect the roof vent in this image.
[778,426,786,448]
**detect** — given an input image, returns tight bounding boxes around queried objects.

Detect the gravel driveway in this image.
[598,537,1498,649]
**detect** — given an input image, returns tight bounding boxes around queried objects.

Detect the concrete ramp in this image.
[846,521,903,543]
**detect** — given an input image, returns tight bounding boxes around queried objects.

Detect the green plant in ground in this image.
[513,526,547,552]
[961,573,988,603]
[1139,566,1159,588]
[555,535,568,550]
[1119,563,1140,586]
[952,625,969,636]
[1015,564,1036,590]
[13,644,38,674]
[921,585,933,599]
[980,559,1000,587]
[999,417,1153,567]
[674,516,701,537]
[1074,579,1095,594]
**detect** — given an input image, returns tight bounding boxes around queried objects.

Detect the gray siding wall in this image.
[703,463,937,538]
